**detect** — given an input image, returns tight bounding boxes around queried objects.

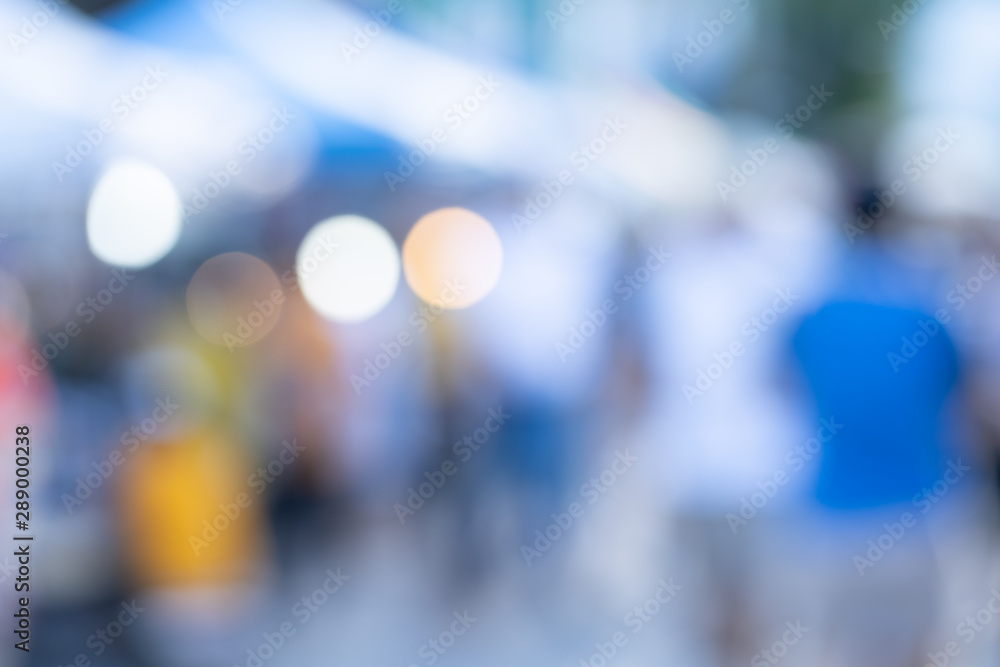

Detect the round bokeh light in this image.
[186,252,284,350]
[296,215,400,323]
[87,158,182,269]
[402,207,503,309]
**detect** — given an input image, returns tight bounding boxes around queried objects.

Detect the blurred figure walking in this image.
[792,203,970,667]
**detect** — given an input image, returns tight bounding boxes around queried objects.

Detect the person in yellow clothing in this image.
[114,308,269,591]
[117,426,264,589]
[110,315,274,666]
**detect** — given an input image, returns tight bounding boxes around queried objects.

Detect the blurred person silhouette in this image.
[383,235,590,606]
[114,323,270,667]
[637,194,834,667]
[791,194,974,667]
[253,290,353,578]
[460,196,627,608]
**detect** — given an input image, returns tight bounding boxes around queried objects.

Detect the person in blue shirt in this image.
[793,299,959,509]
[789,195,967,667]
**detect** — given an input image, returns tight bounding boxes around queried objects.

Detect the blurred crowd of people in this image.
[1,0,1000,666]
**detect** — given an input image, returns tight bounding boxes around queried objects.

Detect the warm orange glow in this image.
[402,207,503,309]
